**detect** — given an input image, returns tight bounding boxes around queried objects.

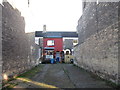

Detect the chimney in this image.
[28,0,30,7]
[43,25,46,33]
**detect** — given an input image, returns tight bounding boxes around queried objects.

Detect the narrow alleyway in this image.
[1,1,120,89]
[13,64,111,88]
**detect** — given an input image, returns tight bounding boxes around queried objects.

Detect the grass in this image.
[2,78,16,88]
[3,83,18,89]
[17,64,44,79]
[104,80,120,89]
[2,64,45,89]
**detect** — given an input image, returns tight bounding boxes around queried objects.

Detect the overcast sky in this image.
[3,0,83,32]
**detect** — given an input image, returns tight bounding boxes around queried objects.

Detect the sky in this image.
[2,0,83,32]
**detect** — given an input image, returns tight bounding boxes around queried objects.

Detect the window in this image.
[47,40,54,46]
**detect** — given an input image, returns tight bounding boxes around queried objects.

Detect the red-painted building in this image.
[43,38,63,52]
[35,31,78,62]
[42,33,63,61]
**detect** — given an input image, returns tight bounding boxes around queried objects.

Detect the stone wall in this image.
[2,2,40,78]
[74,2,119,84]
[0,3,2,88]
[27,32,41,66]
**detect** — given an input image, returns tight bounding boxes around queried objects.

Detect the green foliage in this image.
[17,64,44,79]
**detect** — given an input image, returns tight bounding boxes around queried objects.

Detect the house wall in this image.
[43,38,63,52]
[63,39,73,50]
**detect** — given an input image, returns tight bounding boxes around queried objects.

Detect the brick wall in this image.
[2,2,40,78]
[74,2,119,84]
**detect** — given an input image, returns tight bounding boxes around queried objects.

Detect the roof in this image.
[35,31,78,38]
[44,32,62,38]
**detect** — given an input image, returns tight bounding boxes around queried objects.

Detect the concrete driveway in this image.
[11,64,112,88]
[31,64,111,88]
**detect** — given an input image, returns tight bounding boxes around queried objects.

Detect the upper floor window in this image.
[47,40,54,46]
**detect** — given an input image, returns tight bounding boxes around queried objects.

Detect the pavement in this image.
[9,64,112,88]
